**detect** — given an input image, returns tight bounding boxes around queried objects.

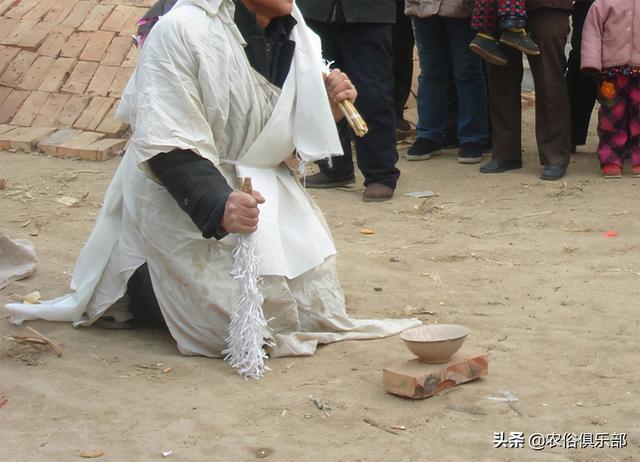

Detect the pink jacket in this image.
[581,0,640,71]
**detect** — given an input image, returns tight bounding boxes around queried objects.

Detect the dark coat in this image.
[527,0,573,12]
[297,0,396,24]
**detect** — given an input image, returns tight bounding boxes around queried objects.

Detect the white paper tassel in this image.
[223,232,273,379]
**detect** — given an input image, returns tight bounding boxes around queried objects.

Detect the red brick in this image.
[43,0,80,24]
[60,31,92,58]
[17,56,55,90]
[0,89,28,123]
[62,1,96,29]
[38,57,77,92]
[10,90,49,126]
[85,137,126,161]
[22,0,56,21]
[38,24,75,57]
[33,93,71,127]
[100,5,137,33]
[57,95,90,126]
[0,18,19,41]
[78,4,114,32]
[96,104,127,135]
[1,125,56,152]
[382,352,489,400]
[1,18,38,45]
[120,7,147,36]
[0,45,20,75]
[79,31,114,62]
[101,35,131,66]
[86,65,119,97]
[73,96,113,131]
[121,45,137,68]
[4,0,38,19]
[0,86,11,106]
[108,67,133,98]
[37,127,84,155]
[0,123,15,135]
[0,0,20,16]
[55,130,104,159]
[0,50,38,88]
[61,60,99,94]
[1,18,54,51]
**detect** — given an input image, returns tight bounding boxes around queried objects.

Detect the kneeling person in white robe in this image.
[6,0,419,358]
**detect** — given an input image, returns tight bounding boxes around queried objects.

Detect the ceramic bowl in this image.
[400,324,469,364]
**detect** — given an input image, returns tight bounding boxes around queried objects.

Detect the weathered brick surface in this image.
[33,93,71,127]
[17,56,55,91]
[0,50,38,87]
[79,31,114,62]
[0,0,134,155]
[0,89,29,123]
[38,57,77,92]
[61,60,99,94]
[73,96,113,131]
[10,90,48,126]
[86,65,119,97]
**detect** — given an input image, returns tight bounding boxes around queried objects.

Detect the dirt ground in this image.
[1,107,639,462]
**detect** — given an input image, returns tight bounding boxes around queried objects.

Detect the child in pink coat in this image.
[582,0,640,178]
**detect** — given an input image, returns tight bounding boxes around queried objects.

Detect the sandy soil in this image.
[1,108,639,462]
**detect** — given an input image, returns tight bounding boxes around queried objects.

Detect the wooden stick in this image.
[25,326,63,357]
[338,100,368,138]
[241,177,252,194]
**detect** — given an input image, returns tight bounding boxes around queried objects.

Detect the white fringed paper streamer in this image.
[223,233,273,379]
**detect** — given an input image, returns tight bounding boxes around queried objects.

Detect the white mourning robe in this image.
[6,0,419,358]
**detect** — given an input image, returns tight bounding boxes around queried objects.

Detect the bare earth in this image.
[1,108,639,462]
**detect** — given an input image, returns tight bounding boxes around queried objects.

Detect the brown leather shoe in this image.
[363,183,394,202]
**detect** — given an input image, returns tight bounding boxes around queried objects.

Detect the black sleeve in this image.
[146,149,233,240]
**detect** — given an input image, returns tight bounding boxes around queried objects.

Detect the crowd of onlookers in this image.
[300,0,640,203]
[138,0,640,202]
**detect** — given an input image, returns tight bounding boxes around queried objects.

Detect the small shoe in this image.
[304,171,355,189]
[442,132,459,149]
[500,29,541,56]
[406,137,441,161]
[469,33,508,66]
[458,142,484,164]
[363,183,394,202]
[479,159,523,173]
[631,165,640,178]
[396,118,413,140]
[540,164,567,181]
[602,164,622,179]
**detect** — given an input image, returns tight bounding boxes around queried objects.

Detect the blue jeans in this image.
[412,15,488,145]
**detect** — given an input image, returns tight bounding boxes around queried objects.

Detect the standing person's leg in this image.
[337,22,400,200]
[566,1,597,151]
[596,76,629,177]
[446,17,489,163]
[480,45,523,172]
[526,8,571,179]
[628,76,640,176]
[304,20,356,187]
[392,1,415,132]
[407,15,452,160]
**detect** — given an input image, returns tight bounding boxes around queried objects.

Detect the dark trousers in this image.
[566,1,597,147]
[392,2,414,121]
[308,20,401,189]
[487,8,571,166]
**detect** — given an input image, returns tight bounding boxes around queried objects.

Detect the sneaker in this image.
[630,165,640,177]
[500,29,541,56]
[469,33,508,66]
[304,171,356,188]
[406,137,441,161]
[458,142,484,164]
[363,183,394,202]
[602,164,622,179]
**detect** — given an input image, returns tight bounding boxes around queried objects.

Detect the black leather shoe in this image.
[540,165,567,181]
[479,159,523,173]
[304,171,355,188]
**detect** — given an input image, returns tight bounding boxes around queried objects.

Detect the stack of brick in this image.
[0,0,154,160]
